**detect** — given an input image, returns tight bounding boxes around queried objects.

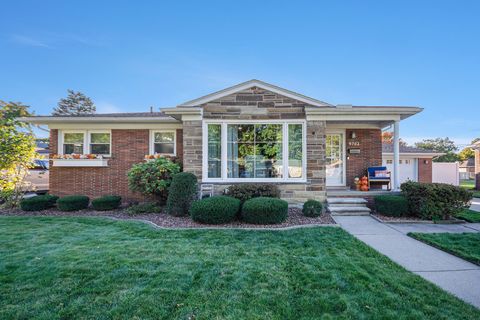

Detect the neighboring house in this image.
[459,158,475,180]
[23,79,422,203]
[35,140,50,157]
[382,144,442,184]
[471,141,480,190]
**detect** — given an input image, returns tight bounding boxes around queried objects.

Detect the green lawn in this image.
[458,209,480,222]
[1,217,479,319]
[460,179,475,189]
[409,232,480,266]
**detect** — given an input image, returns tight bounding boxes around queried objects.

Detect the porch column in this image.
[393,120,400,190]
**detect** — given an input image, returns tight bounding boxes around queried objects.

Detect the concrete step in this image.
[327,198,368,205]
[328,206,371,216]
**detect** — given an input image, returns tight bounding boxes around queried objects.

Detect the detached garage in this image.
[382,144,443,184]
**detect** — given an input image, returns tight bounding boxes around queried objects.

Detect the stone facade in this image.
[182,121,203,179]
[345,129,382,188]
[417,158,433,183]
[49,128,183,202]
[202,86,309,119]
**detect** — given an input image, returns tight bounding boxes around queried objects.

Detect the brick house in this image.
[24,80,422,203]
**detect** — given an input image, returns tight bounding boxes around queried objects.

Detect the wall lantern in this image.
[424,160,429,164]
[350,131,357,139]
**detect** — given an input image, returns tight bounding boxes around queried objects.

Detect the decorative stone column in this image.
[182,120,203,180]
[305,120,327,199]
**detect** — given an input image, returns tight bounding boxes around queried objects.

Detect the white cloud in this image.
[10,34,50,48]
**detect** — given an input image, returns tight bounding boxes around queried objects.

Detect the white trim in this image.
[149,130,177,156]
[21,116,178,125]
[202,119,307,183]
[179,79,333,107]
[325,129,347,187]
[382,152,443,158]
[59,130,112,156]
[52,159,109,167]
[48,123,182,130]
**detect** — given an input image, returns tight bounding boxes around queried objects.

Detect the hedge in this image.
[92,195,122,211]
[302,199,323,217]
[20,194,58,211]
[401,181,472,220]
[166,172,198,216]
[57,195,90,211]
[374,195,409,217]
[226,184,280,203]
[241,197,288,224]
[190,196,240,224]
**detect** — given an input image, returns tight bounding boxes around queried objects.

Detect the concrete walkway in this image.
[334,215,480,308]
[471,197,480,212]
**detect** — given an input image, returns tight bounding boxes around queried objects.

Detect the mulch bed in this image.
[0,207,336,229]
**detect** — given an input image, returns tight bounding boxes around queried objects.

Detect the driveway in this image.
[334,215,480,309]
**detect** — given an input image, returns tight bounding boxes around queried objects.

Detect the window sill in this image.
[52,159,109,167]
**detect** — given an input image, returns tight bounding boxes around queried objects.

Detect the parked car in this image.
[25,159,49,193]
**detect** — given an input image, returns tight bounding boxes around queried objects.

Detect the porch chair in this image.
[367,166,391,191]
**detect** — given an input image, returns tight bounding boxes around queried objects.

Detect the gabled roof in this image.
[382,143,444,157]
[178,79,334,107]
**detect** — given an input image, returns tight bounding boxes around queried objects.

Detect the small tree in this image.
[127,157,181,204]
[0,101,37,208]
[52,90,96,115]
[415,137,459,162]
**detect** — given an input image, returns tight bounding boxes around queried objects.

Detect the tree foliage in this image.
[415,137,459,162]
[52,90,96,115]
[0,101,37,208]
[381,131,407,146]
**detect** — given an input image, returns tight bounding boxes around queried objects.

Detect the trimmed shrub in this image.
[190,196,240,224]
[57,195,90,211]
[20,194,58,211]
[92,195,122,211]
[401,181,473,220]
[374,195,409,217]
[241,197,288,224]
[226,184,280,203]
[166,172,197,216]
[126,202,162,215]
[302,199,323,217]
[127,157,181,204]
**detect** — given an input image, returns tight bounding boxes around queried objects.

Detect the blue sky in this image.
[1,1,479,147]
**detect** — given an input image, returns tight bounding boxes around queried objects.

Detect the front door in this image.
[326,133,345,186]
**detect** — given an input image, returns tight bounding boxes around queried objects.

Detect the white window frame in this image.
[58,130,111,156]
[202,120,307,183]
[149,130,176,156]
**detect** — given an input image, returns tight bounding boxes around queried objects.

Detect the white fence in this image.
[432,162,459,186]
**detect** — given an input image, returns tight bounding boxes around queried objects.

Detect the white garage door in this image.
[383,158,417,184]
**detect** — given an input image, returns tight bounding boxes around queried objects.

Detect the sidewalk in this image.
[334,215,480,308]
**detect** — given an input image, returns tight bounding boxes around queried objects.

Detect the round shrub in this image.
[302,199,323,217]
[20,194,59,211]
[241,197,288,224]
[127,157,181,203]
[57,195,90,211]
[190,196,240,224]
[92,195,122,211]
[226,183,280,202]
[374,195,409,217]
[166,172,198,216]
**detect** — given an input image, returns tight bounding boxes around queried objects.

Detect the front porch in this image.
[326,186,400,197]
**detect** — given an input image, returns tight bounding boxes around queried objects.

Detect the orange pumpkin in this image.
[360,185,369,191]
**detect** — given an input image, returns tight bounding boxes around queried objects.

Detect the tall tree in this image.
[414,137,459,162]
[381,131,407,146]
[52,90,96,115]
[0,101,36,208]
[458,138,480,161]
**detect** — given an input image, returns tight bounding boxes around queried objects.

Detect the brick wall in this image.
[417,158,433,183]
[49,129,183,202]
[345,129,382,188]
